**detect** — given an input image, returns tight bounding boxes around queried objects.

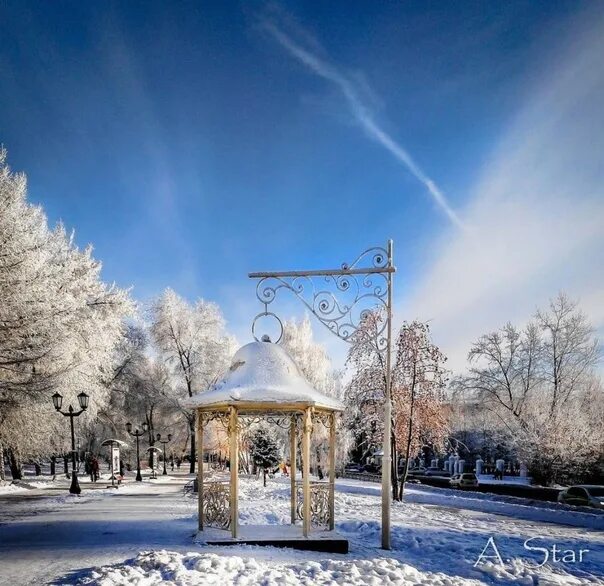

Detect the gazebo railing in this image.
[197,405,338,538]
[201,480,230,529]
[296,481,331,528]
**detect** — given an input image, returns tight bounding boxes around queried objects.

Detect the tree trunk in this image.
[189,416,196,474]
[8,448,22,480]
[399,363,418,501]
[147,407,155,466]
[399,390,416,501]
[398,445,412,501]
[391,431,398,500]
[50,456,56,477]
[263,468,267,487]
[0,442,5,481]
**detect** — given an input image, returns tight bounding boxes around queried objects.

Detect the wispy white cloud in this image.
[261,18,464,229]
[404,8,604,372]
[254,7,604,375]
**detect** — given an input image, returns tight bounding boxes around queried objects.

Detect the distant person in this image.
[91,457,100,482]
[85,456,92,481]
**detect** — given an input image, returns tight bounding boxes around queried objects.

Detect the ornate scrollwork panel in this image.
[202,481,230,529]
[313,411,338,430]
[265,414,296,429]
[296,481,331,528]
[252,246,392,351]
[199,411,230,429]
[237,412,303,430]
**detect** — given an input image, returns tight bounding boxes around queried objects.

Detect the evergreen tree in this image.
[249,426,281,486]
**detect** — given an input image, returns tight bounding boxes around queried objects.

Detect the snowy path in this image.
[0,475,197,585]
[0,474,602,585]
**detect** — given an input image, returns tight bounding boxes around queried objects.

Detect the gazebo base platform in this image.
[198,525,349,554]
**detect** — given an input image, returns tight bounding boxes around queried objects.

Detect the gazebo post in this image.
[197,410,204,530]
[329,412,336,531]
[290,414,297,525]
[229,406,239,538]
[302,406,312,538]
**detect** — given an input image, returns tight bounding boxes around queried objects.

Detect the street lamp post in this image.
[126,421,148,481]
[156,433,172,475]
[249,241,395,549]
[52,391,90,495]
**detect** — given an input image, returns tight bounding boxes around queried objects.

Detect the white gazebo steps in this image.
[198,524,349,554]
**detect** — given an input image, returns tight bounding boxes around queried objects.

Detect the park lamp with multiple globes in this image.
[51,391,90,494]
[126,421,148,482]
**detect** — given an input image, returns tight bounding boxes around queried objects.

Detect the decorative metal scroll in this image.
[237,412,303,431]
[199,411,230,429]
[296,481,331,527]
[202,481,230,529]
[250,245,393,351]
[313,411,337,430]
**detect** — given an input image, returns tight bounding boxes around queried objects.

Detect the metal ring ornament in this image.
[252,311,284,344]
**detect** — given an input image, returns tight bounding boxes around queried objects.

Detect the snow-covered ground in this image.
[0,481,29,495]
[0,472,602,585]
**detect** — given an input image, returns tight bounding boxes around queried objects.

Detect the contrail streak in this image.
[263,21,465,229]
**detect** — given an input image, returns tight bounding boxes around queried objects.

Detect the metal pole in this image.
[197,413,204,530]
[302,407,312,538]
[249,266,395,278]
[69,408,81,495]
[328,412,336,531]
[229,406,239,538]
[111,442,115,488]
[381,239,393,549]
[162,443,167,475]
[135,434,142,482]
[290,415,297,525]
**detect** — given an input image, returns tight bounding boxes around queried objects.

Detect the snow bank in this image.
[0,482,28,495]
[75,549,486,585]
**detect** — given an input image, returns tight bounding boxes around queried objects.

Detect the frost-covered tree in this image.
[345,312,449,500]
[149,289,235,473]
[281,316,352,475]
[282,316,338,395]
[454,294,603,484]
[537,294,600,418]
[345,311,391,478]
[0,149,133,478]
[82,325,155,467]
[0,150,59,400]
[393,322,448,498]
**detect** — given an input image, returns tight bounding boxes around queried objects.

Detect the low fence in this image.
[342,471,381,483]
[341,472,562,502]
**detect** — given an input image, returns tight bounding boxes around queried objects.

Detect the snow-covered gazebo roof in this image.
[186,340,343,412]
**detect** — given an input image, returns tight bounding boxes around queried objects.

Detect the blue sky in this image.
[1,1,603,370]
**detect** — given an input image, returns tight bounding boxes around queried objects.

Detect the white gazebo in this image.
[187,338,346,552]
